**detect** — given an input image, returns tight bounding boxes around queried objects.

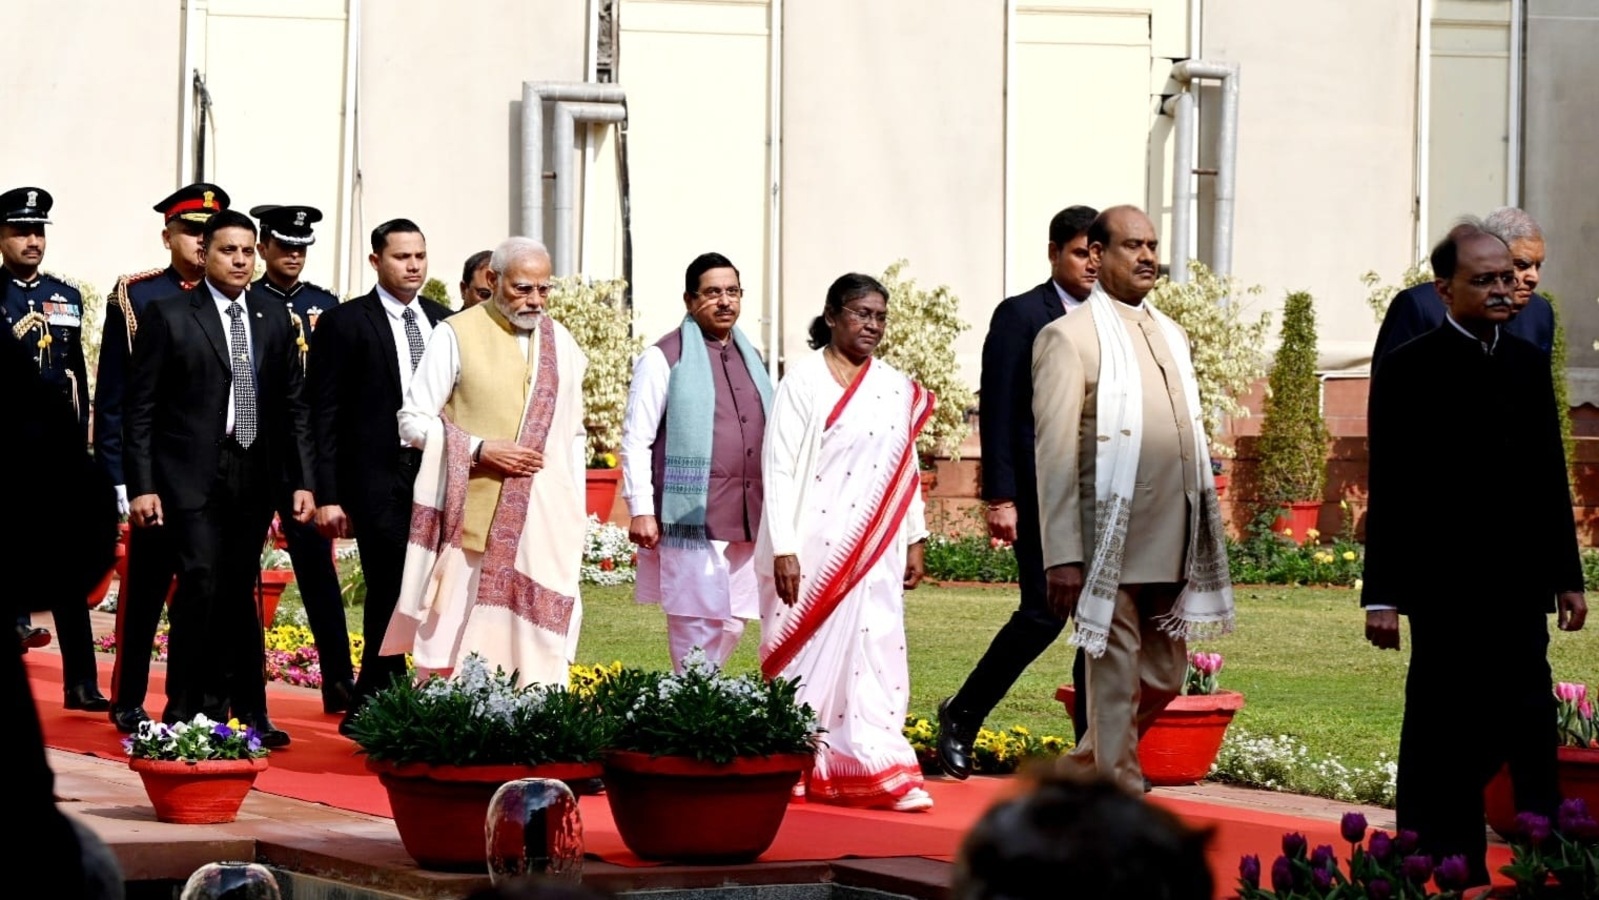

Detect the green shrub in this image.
[1255,291,1328,504]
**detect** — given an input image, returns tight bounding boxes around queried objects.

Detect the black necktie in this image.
[403,307,425,372]
[227,302,257,447]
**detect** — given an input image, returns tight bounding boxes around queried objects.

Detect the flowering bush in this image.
[582,515,637,585]
[345,653,614,767]
[902,714,1066,775]
[1360,260,1433,323]
[49,271,104,396]
[124,713,268,762]
[589,450,619,470]
[1184,651,1224,696]
[1238,814,1472,899]
[1501,799,1599,897]
[922,532,1020,583]
[1148,261,1271,459]
[1212,729,1397,808]
[1555,682,1597,748]
[874,260,975,462]
[544,276,640,463]
[593,649,822,764]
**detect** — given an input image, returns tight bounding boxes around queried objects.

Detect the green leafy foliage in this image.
[874,260,975,461]
[593,651,822,764]
[346,654,615,766]
[420,277,452,308]
[1548,291,1576,488]
[544,276,641,462]
[1359,259,1433,323]
[922,533,1020,583]
[1255,291,1328,504]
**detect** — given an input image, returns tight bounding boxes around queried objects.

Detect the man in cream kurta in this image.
[1032,206,1234,795]
[384,237,588,687]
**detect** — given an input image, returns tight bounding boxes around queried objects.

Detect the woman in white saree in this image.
[756,273,936,812]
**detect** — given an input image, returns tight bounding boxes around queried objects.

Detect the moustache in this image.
[1484,296,1512,309]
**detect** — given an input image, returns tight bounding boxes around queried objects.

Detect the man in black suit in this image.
[247,203,357,714]
[938,205,1098,779]
[124,209,315,748]
[1362,222,1586,887]
[307,219,450,734]
[1371,207,1554,368]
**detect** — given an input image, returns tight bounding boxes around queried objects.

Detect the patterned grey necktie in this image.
[227,302,257,448]
[402,307,425,372]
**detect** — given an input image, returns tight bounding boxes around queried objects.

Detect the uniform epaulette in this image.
[112,267,168,350]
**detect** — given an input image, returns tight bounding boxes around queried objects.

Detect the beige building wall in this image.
[1201,0,1420,371]
[1427,0,1511,246]
[355,0,588,303]
[614,0,773,352]
[0,2,183,291]
[779,0,1006,383]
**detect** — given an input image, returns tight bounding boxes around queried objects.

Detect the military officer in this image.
[248,204,356,713]
[0,186,109,709]
[97,183,230,732]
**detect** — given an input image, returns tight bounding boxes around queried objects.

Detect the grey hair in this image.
[1483,207,1543,244]
[489,237,551,276]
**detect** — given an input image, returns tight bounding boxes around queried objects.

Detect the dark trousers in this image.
[163,439,275,722]
[950,483,1089,740]
[277,494,354,686]
[349,448,422,702]
[1396,609,1559,885]
[110,525,176,708]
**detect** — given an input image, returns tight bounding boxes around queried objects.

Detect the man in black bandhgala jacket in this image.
[1361,222,1587,887]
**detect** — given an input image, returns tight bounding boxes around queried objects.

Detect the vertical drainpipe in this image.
[1415,0,1433,260]
[1162,91,1196,283]
[520,82,628,272]
[764,0,784,380]
[1167,59,1240,280]
[337,0,362,298]
[178,0,203,187]
[1507,0,1523,207]
[552,101,626,277]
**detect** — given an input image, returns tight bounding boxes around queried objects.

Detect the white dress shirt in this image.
[207,279,253,437]
[1052,280,1087,313]
[377,283,435,390]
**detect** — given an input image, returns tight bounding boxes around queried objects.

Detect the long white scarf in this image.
[1072,285,1234,656]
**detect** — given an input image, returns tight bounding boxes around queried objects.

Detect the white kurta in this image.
[621,344,759,623]
[384,314,588,686]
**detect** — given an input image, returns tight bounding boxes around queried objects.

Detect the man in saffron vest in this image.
[385,237,587,685]
[622,252,772,671]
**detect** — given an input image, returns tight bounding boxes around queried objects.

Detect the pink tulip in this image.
[1556,682,1581,702]
[1582,700,1594,720]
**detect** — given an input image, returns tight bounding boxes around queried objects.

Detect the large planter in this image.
[256,569,294,628]
[585,468,621,521]
[130,756,269,824]
[1270,500,1321,544]
[1484,745,1599,840]
[368,759,604,872]
[1056,686,1245,786]
[602,750,812,863]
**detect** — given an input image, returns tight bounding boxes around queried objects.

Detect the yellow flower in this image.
[1283,528,1293,537]
[1342,550,1356,561]
[1354,578,1364,591]
[227,718,241,730]
[1306,528,1320,541]
[1011,725,1031,736]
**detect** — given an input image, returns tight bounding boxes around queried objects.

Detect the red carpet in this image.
[29,652,1512,894]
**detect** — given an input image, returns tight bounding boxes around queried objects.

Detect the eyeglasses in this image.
[1466,272,1517,289]
[698,287,744,301]
[838,305,889,326]
[507,282,554,298]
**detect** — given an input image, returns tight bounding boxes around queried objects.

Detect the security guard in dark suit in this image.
[247,204,356,713]
[0,186,108,709]
[98,183,230,732]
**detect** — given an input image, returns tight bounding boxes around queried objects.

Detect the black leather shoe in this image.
[936,696,976,780]
[17,625,51,652]
[240,715,291,749]
[321,678,358,715]
[110,705,151,733]
[337,708,361,739]
[1144,776,1154,794]
[64,683,111,712]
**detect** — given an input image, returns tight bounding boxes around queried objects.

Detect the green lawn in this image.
[286,577,1599,773]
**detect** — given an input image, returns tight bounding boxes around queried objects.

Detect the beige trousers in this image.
[1057,583,1187,794]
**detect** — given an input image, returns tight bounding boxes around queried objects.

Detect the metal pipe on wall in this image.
[764,0,783,378]
[551,101,626,277]
[337,0,362,298]
[520,81,628,246]
[1415,0,1433,259]
[1508,0,1523,207]
[1169,59,1240,279]
[1161,90,1196,282]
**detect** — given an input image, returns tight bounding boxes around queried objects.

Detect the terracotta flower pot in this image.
[602,750,812,863]
[130,756,269,824]
[1270,500,1321,544]
[1483,744,1599,840]
[1056,686,1245,786]
[368,759,604,872]
[1213,473,1230,499]
[256,569,294,628]
[919,469,938,496]
[585,468,622,521]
